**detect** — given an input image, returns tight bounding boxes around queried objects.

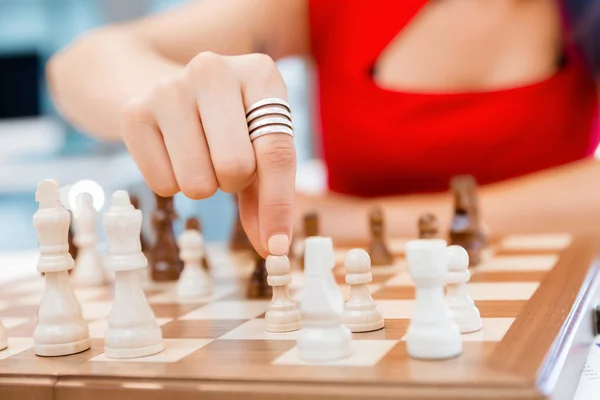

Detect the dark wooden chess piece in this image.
[130,195,150,254]
[229,195,253,251]
[299,212,319,269]
[149,194,183,281]
[368,207,393,266]
[448,175,486,266]
[418,213,439,239]
[246,249,272,299]
[185,216,210,271]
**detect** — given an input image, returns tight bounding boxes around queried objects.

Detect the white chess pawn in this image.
[265,254,301,332]
[342,249,384,332]
[405,239,462,360]
[71,193,108,287]
[446,245,482,333]
[103,190,163,359]
[176,227,211,298]
[298,236,353,362]
[0,320,7,350]
[33,179,91,357]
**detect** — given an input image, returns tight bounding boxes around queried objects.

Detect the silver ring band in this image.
[249,125,294,142]
[248,116,293,133]
[246,106,292,124]
[245,98,291,116]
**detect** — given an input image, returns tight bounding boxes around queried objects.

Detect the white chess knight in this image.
[176,227,211,298]
[342,249,384,333]
[0,320,7,351]
[405,239,462,360]
[103,190,163,359]
[298,236,353,362]
[446,245,482,333]
[33,179,91,357]
[265,254,301,332]
[70,193,108,287]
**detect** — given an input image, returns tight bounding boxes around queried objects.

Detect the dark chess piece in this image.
[418,213,439,239]
[229,195,253,251]
[185,216,210,271]
[368,207,393,266]
[149,194,183,281]
[448,176,485,266]
[246,250,272,299]
[130,195,150,254]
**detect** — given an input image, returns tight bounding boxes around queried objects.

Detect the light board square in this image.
[501,234,572,251]
[87,317,173,339]
[2,317,30,329]
[180,300,270,320]
[220,319,299,340]
[90,338,213,363]
[467,282,539,301]
[147,284,237,304]
[476,255,558,273]
[0,337,34,360]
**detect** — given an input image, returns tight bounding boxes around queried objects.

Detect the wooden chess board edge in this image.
[0,375,56,399]
[51,376,545,400]
[487,235,600,397]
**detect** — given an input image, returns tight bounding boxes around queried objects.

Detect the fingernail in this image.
[268,234,289,256]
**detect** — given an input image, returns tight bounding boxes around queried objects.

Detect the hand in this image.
[120,52,295,257]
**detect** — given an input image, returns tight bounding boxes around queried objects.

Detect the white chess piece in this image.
[446,245,482,333]
[0,320,7,350]
[103,190,163,359]
[405,239,462,360]
[176,227,211,298]
[265,254,301,332]
[342,249,384,332]
[33,179,91,357]
[298,236,353,362]
[71,193,108,287]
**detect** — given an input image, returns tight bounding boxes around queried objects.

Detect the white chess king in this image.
[103,190,163,359]
[405,239,462,360]
[33,179,91,357]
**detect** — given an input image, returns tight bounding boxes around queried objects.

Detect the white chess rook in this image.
[33,179,91,357]
[71,193,108,287]
[265,254,301,332]
[103,190,163,359]
[446,245,482,333]
[0,320,7,351]
[298,236,353,362]
[177,228,211,298]
[342,249,384,333]
[405,239,462,360]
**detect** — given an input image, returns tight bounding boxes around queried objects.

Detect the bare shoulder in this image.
[128,0,310,63]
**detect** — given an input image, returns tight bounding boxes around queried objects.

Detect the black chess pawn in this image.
[149,194,183,281]
[247,250,272,299]
[418,213,439,239]
[368,207,393,266]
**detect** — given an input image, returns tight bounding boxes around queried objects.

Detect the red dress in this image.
[308,0,599,197]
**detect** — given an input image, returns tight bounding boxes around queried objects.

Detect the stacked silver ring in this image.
[246,98,294,142]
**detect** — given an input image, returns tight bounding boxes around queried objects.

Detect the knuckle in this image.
[260,140,296,170]
[153,75,186,100]
[120,98,151,127]
[246,53,286,91]
[186,51,223,85]
[214,154,256,181]
[179,174,218,200]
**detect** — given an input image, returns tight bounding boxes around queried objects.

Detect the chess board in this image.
[1,233,599,400]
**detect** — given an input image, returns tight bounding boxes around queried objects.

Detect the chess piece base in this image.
[406,328,462,360]
[343,305,385,333]
[265,320,302,333]
[104,341,164,359]
[344,318,384,333]
[298,325,353,362]
[35,337,91,357]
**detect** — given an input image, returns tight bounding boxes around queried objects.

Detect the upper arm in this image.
[125,0,310,64]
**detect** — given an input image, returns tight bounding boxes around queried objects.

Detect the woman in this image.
[47,0,600,256]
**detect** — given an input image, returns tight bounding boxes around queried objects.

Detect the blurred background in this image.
[0,0,316,252]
